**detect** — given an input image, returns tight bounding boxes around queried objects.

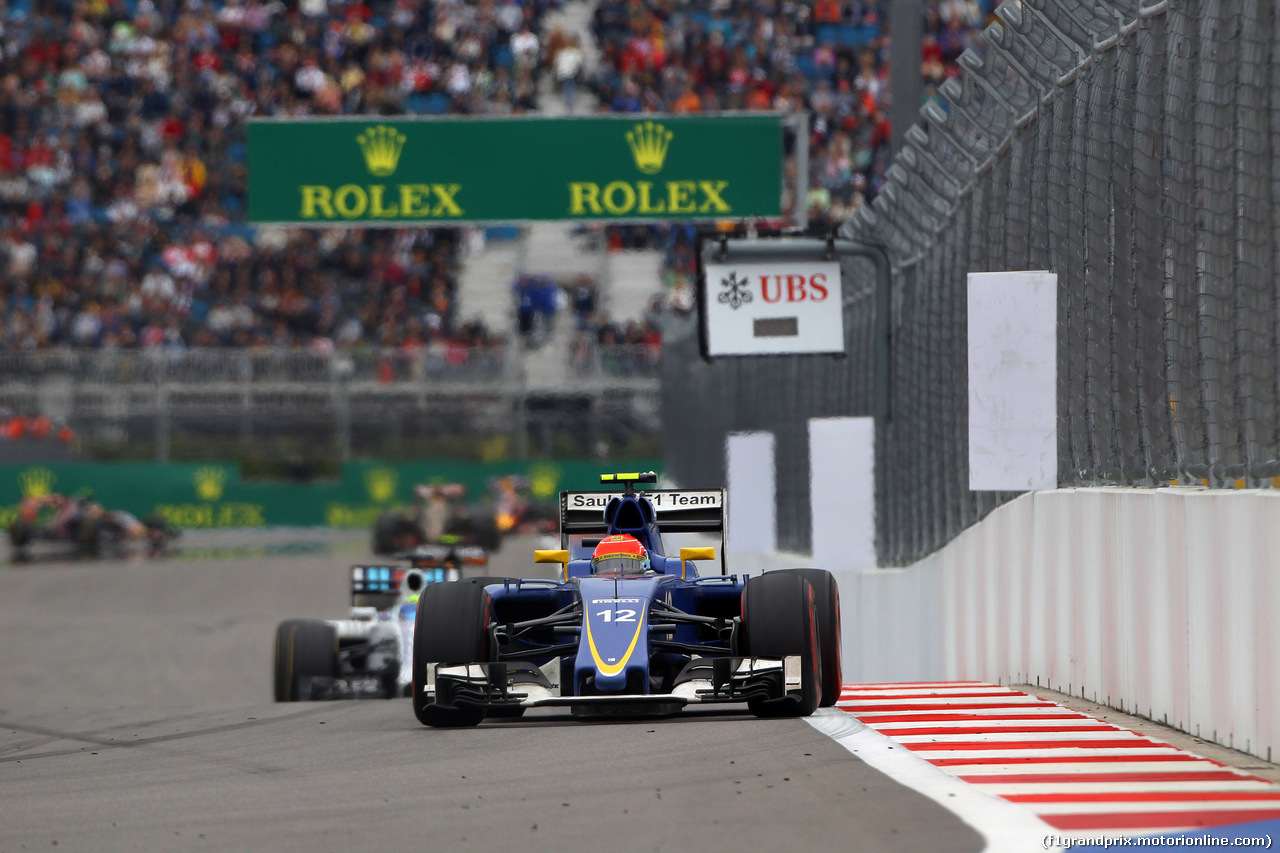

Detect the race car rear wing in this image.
[559,486,727,572]
[560,489,725,534]
[350,564,463,609]
[396,543,488,568]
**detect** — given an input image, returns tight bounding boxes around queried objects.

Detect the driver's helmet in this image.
[590,534,651,577]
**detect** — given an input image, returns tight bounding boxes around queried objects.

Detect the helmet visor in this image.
[591,554,648,576]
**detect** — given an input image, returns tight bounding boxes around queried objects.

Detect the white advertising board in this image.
[726,432,776,554]
[703,260,844,355]
[967,270,1058,491]
[810,417,876,572]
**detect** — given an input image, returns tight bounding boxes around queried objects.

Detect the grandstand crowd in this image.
[0,0,993,354]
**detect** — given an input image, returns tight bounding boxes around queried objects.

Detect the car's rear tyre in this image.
[786,569,842,707]
[274,619,337,701]
[373,513,424,556]
[8,519,31,561]
[413,581,493,727]
[8,519,31,548]
[740,571,821,717]
[472,513,502,552]
[75,516,101,558]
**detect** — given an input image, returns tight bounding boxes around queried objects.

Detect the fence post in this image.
[240,350,252,443]
[332,354,351,462]
[156,355,170,463]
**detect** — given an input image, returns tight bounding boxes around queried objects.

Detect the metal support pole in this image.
[240,351,252,444]
[785,113,810,231]
[890,0,923,158]
[332,359,351,462]
[156,357,170,462]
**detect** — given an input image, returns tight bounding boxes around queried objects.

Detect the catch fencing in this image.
[663,0,1280,563]
[0,347,659,462]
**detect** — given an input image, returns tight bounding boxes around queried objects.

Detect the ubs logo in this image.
[718,271,753,310]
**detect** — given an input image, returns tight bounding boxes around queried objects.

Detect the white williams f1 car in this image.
[273,543,496,701]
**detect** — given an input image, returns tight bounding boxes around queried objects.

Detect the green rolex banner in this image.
[0,460,663,530]
[247,115,784,224]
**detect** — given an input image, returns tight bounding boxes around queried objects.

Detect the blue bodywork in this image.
[463,490,751,709]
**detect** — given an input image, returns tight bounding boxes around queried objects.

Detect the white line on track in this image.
[1026,799,1280,815]
[805,708,1055,853]
[869,719,1110,730]
[888,731,1145,743]
[977,781,1280,796]
[940,762,1225,775]
[907,747,1181,756]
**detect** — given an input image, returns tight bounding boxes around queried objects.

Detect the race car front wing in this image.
[425,656,803,714]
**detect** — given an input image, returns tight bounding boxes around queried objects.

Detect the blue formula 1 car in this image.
[411,472,842,727]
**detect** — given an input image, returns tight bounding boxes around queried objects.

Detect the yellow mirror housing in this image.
[678,546,716,579]
[534,549,571,582]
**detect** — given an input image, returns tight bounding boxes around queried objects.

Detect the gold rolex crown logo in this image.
[528,464,561,500]
[625,121,673,175]
[365,468,397,504]
[19,467,55,498]
[356,125,406,177]
[194,467,226,502]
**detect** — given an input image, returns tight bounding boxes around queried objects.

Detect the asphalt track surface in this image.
[0,531,983,853]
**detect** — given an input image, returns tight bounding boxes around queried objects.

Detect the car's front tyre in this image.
[412,581,493,727]
[785,568,842,706]
[740,571,822,717]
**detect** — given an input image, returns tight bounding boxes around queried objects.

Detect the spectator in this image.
[0,0,556,354]
[553,34,585,113]
[589,0,995,229]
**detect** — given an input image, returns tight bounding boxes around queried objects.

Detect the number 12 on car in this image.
[596,608,637,622]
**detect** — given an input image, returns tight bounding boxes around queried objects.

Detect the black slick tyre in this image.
[373,512,422,555]
[75,516,101,558]
[8,520,31,561]
[412,581,493,727]
[786,569,842,706]
[740,571,821,717]
[454,576,525,717]
[274,619,337,701]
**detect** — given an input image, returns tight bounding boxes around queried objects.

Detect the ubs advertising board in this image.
[247,115,783,224]
[702,259,844,355]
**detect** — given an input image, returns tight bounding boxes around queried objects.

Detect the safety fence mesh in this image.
[662,0,1280,564]
[0,348,659,462]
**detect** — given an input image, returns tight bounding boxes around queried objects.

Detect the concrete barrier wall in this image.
[831,488,1280,763]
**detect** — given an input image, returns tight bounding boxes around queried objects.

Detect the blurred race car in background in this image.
[8,490,177,561]
[371,477,557,557]
[273,541,498,701]
[410,472,842,727]
[371,483,503,555]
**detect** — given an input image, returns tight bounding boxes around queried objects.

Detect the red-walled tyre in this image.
[786,569,842,707]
